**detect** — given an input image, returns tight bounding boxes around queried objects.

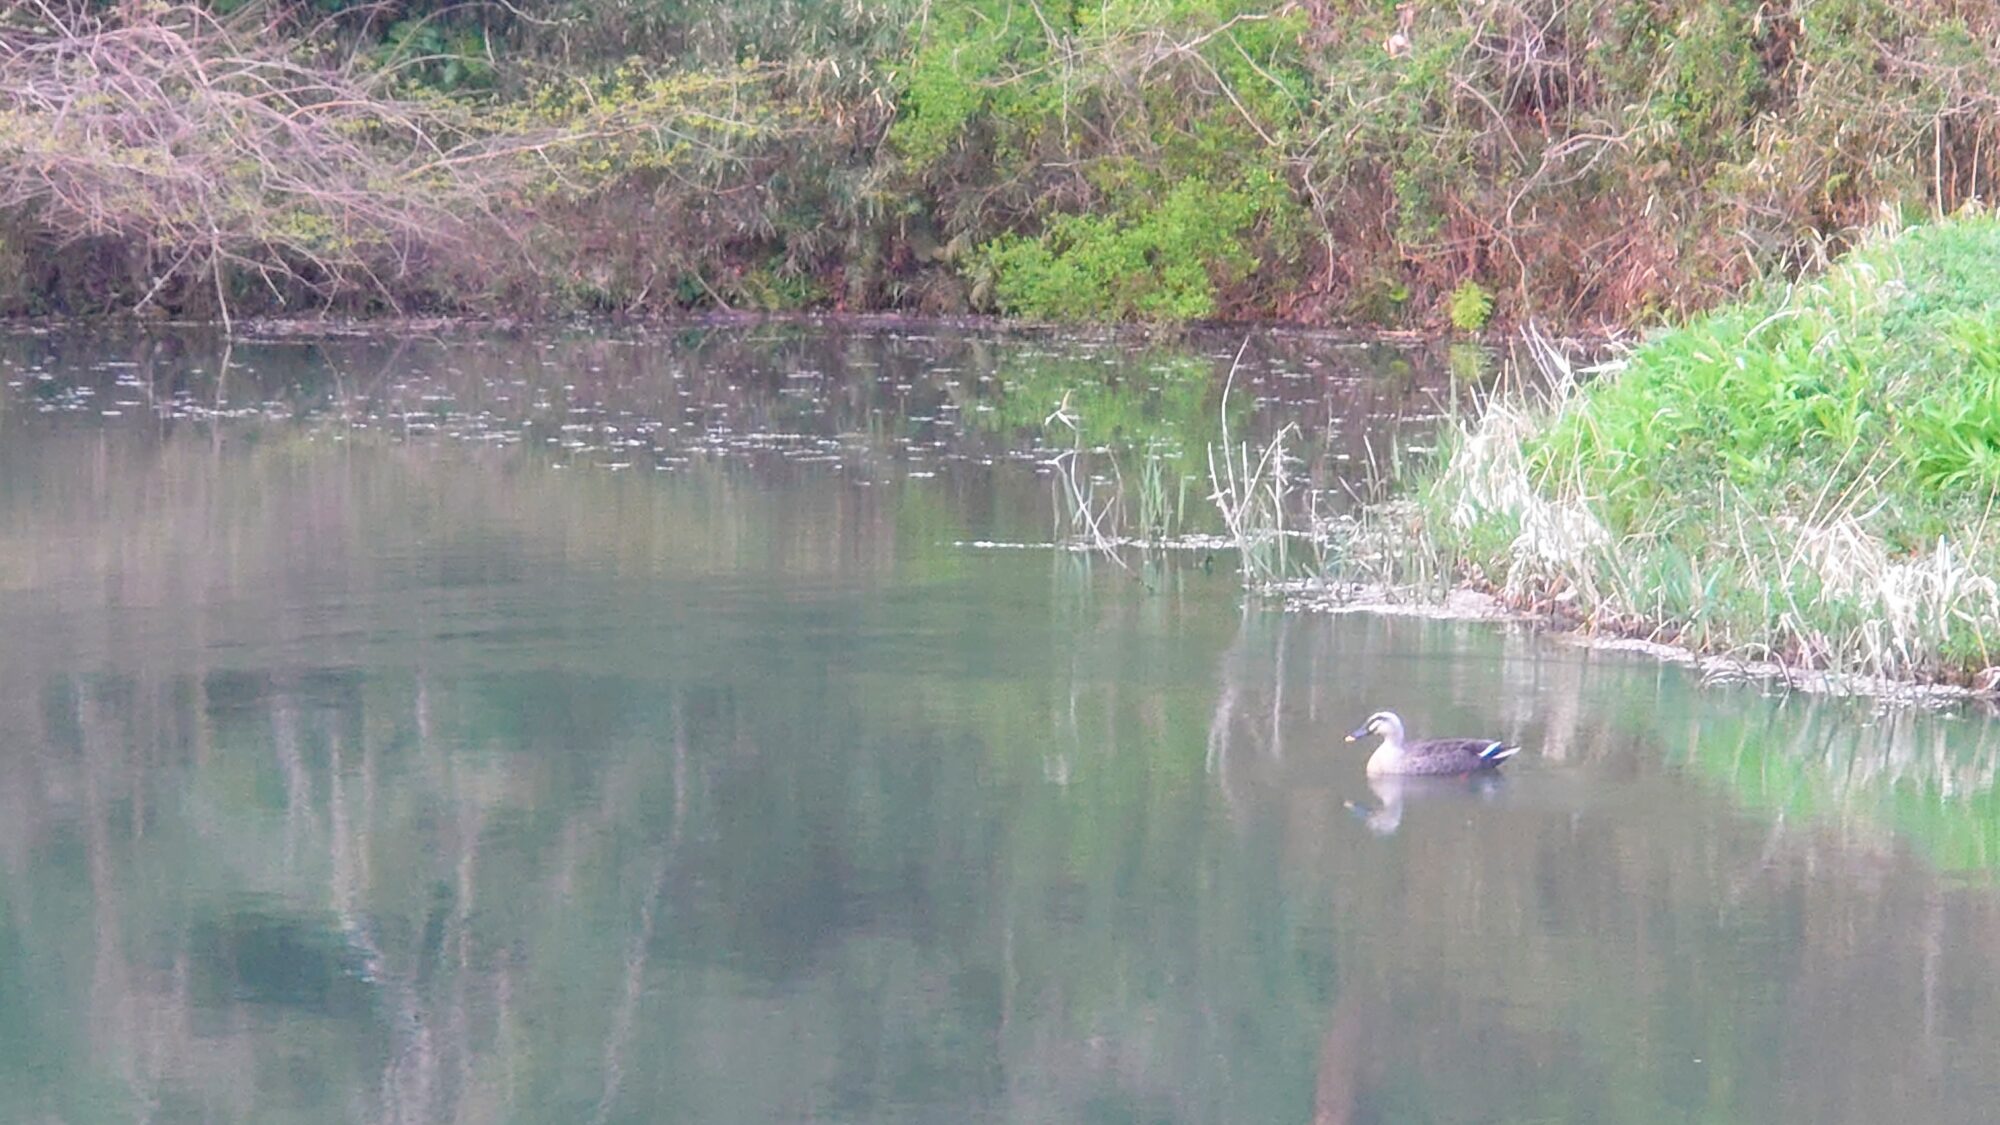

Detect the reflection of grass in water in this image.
[12,324,1477,592]
[1207,409,1298,584]
[1672,705,2000,875]
[1133,442,1193,541]
[979,350,1226,454]
[975,347,1243,547]
[989,341,1324,586]
[1887,786,2000,875]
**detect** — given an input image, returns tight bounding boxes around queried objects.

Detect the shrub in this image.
[981,175,1279,320]
[1447,280,1494,332]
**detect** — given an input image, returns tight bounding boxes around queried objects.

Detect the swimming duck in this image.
[1344,710,1519,777]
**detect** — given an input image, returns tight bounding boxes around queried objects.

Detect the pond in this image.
[1,323,1997,1124]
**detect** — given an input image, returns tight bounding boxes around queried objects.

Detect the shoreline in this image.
[966,522,2000,706]
[1280,580,2000,704]
[1278,578,2000,708]
[0,309,1609,353]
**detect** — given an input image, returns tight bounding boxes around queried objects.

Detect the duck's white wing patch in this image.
[1479,741,1519,762]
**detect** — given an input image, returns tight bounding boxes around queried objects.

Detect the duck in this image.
[1344,710,1519,777]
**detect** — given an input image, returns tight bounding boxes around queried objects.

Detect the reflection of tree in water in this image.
[2,342,2000,1122]
[9,591,2000,1122]
[1201,609,2000,1124]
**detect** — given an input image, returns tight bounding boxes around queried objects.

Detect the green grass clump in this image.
[1433,215,2000,684]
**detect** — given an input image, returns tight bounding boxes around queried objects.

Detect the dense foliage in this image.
[7,0,2000,328]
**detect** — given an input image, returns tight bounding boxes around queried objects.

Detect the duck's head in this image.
[1345,710,1404,742]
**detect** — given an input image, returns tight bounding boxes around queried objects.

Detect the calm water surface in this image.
[2,325,1998,1123]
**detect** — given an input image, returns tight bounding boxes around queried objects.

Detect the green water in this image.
[2,326,1997,1124]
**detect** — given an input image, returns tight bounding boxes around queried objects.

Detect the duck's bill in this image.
[1344,727,1368,741]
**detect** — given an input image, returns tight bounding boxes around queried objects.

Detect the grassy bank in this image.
[9,1,2000,330]
[1410,214,2000,687]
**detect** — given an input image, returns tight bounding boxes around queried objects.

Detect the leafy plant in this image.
[981,174,1284,322]
[1447,280,1494,333]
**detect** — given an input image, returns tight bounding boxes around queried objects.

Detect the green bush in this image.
[980,175,1280,320]
[1447,280,1493,332]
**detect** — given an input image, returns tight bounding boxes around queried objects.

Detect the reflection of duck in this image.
[1345,778,1405,836]
[1344,710,1519,776]
[1344,772,1505,836]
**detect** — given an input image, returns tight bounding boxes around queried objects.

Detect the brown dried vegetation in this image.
[3,0,2000,330]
